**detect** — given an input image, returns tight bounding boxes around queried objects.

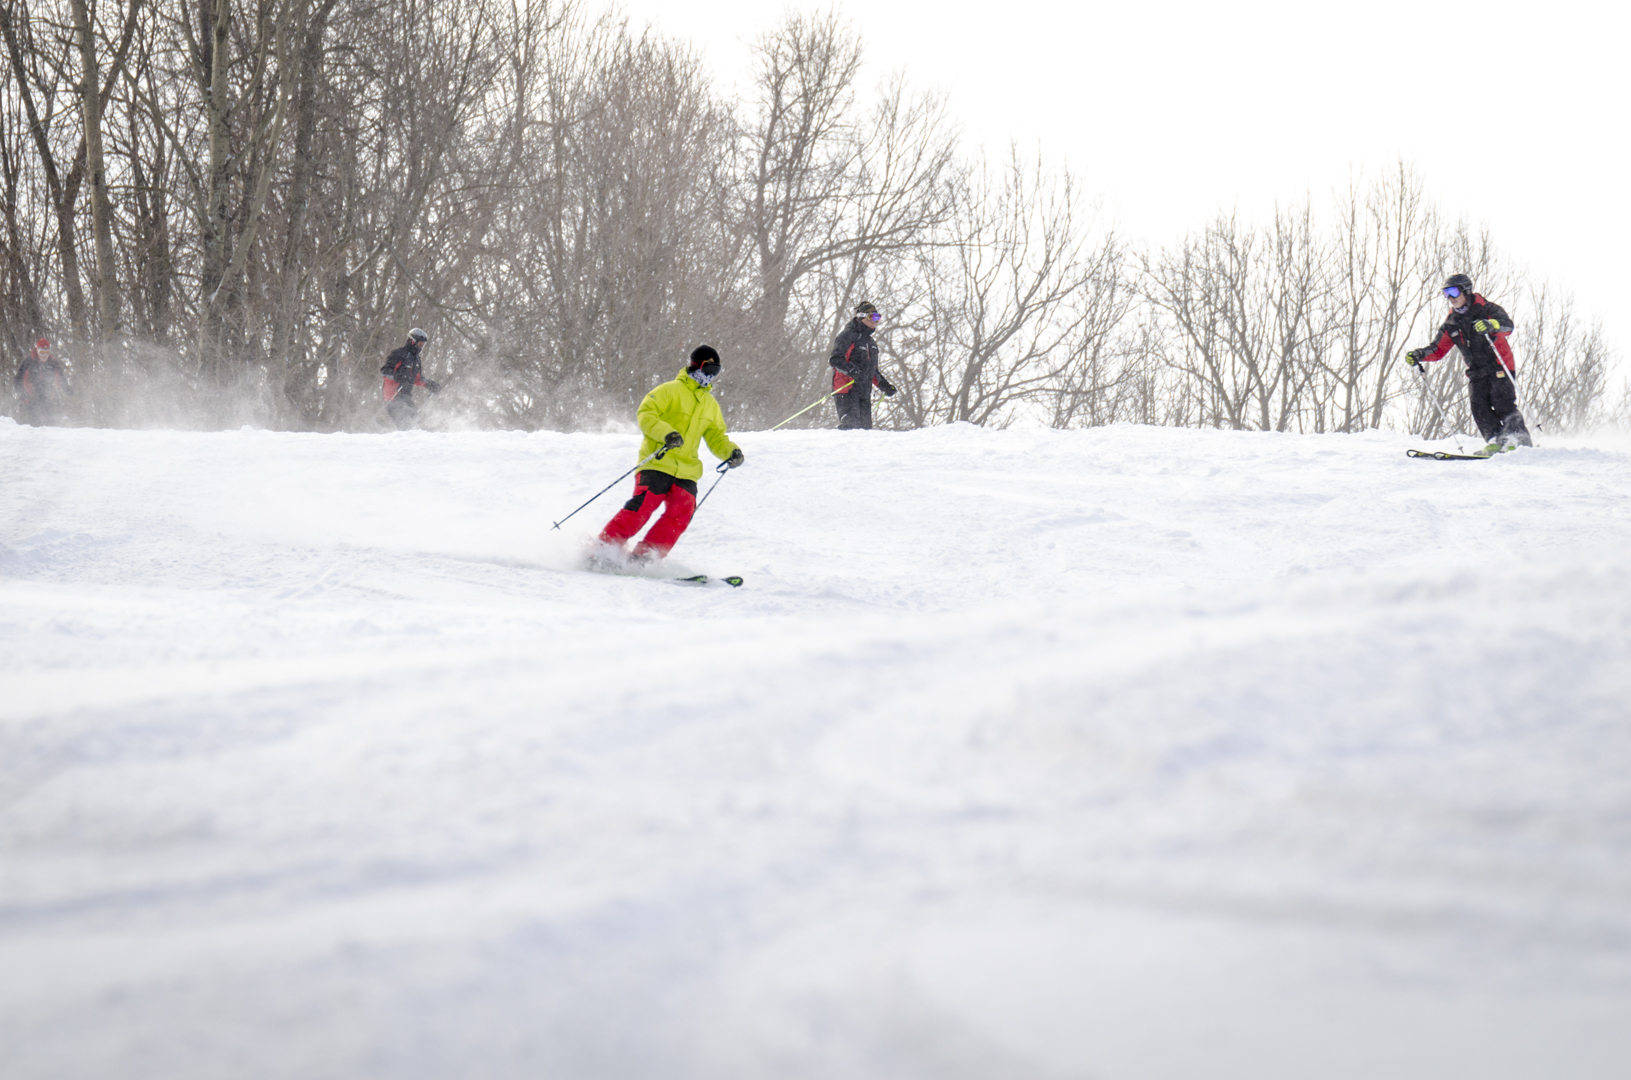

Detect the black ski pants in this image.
[386,391,418,430]
[834,389,873,430]
[1466,370,1531,445]
[18,398,67,426]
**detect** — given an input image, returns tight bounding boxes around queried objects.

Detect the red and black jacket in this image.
[1420,294,1516,377]
[380,343,429,399]
[14,354,69,402]
[828,318,895,396]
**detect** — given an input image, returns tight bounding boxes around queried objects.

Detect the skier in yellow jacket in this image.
[596,346,744,561]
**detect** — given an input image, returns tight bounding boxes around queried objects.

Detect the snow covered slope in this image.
[3,418,1630,1080]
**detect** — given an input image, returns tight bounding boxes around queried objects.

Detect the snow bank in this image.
[3,420,1629,1079]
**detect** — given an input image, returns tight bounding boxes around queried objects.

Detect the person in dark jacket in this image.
[380,327,441,429]
[828,301,897,430]
[13,337,71,426]
[1405,273,1533,456]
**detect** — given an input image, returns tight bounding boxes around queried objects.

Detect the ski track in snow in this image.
[2,418,1631,1079]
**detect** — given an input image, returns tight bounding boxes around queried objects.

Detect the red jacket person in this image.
[596,346,744,563]
[380,328,441,429]
[13,338,71,426]
[828,301,896,430]
[1405,274,1533,455]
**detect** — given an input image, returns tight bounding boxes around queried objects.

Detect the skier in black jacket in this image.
[1405,273,1533,455]
[380,327,441,430]
[828,301,897,430]
[13,337,71,426]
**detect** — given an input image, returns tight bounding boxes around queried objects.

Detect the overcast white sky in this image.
[616,0,1627,363]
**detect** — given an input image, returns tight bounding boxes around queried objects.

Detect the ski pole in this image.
[768,380,854,431]
[551,446,668,530]
[1486,330,1528,417]
[1412,364,1468,454]
[694,459,731,514]
[1489,331,1543,435]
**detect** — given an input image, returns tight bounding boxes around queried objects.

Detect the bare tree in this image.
[266,0,337,422]
[1044,234,1146,430]
[893,147,1099,427]
[1321,163,1441,431]
[732,10,957,423]
[68,0,139,343]
[436,3,738,430]
[1143,202,1333,433]
[114,14,180,347]
[2,0,90,334]
[1507,284,1611,433]
[0,51,49,363]
[0,0,1615,436]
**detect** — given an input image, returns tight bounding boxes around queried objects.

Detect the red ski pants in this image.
[598,474,696,558]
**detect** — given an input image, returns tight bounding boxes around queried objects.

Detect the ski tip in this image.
[723,576,745,588]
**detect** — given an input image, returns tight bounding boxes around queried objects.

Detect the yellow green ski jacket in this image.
[634,369,740,482]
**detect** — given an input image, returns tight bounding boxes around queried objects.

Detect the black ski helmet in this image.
[689,344,720,369]
[1443,273,1474,296]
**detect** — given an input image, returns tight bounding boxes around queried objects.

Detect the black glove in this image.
[425,379,442,394]
[878,377,897,398]
[664,431,684,449]
[1404,348,1428,367]
[725,448,745,469]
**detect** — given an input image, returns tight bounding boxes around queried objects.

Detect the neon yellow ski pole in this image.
[769,380,854,431]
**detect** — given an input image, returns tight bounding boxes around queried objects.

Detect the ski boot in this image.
[584,539,628,573]
[1473,437,1521,458]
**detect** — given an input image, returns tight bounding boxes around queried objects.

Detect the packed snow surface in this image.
[3,418,1630,1079]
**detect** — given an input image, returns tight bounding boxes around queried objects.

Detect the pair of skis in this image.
[672,574,745,588]
[1407,445,1528,460]
[586,560,744,588]
[1406,448,1489,461]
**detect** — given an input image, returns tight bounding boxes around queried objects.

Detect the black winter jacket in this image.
[381,343,426,388]
[1422,294,1517,377]
[14,357,69,401]
[828,318,895,397]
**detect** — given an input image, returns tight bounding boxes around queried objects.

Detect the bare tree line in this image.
[3,0,1623,434]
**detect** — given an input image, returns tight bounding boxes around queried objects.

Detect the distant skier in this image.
[13,337,71,426]
[1405,274,1532,456]
[595,345,744,563]
[828,301,897,430]
[380,328,441,430]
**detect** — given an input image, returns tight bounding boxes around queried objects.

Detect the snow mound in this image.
[3,421,1630,1079]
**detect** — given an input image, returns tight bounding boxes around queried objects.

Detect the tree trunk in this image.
[70,0,119,342]
[273,0,337,424]
[0,3,88,335]
[199,0,234,379]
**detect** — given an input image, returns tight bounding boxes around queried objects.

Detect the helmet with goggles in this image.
[688,344,721,383]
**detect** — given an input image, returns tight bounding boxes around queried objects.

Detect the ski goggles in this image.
[865,311,883,323]
[1442,286,1462,299]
